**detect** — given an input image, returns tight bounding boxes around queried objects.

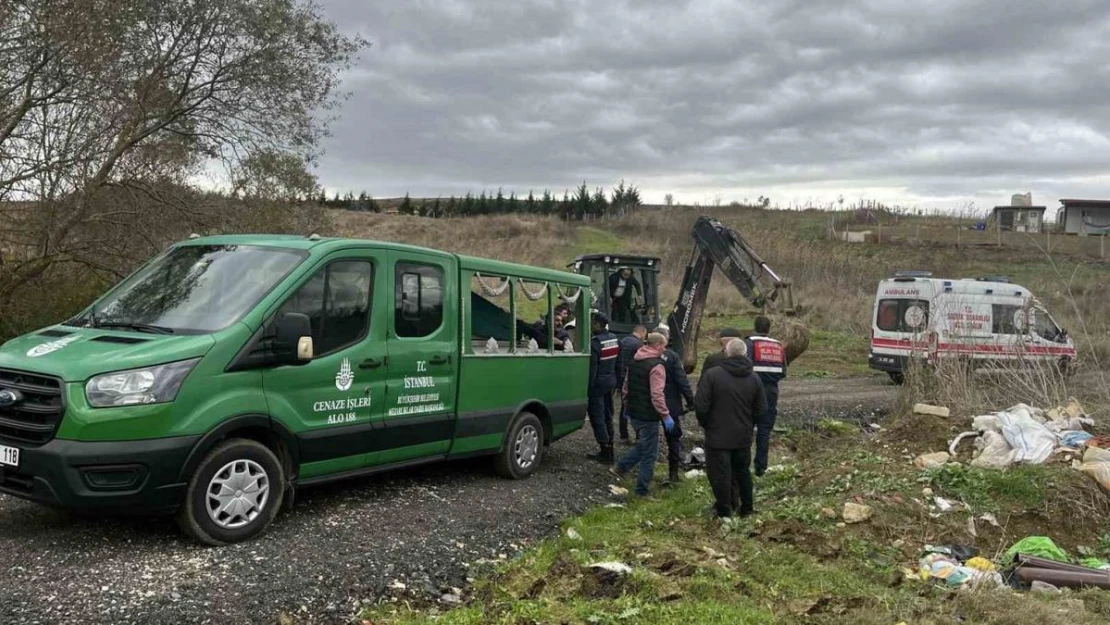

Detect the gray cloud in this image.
[315,0,1110,210]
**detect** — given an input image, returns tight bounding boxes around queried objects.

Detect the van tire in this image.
[495,412,545,479]
[177,438,285,546]
[888,371,905,385]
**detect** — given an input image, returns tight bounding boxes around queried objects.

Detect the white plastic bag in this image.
[1078,446,1110,492]
[970,430,1017,469]
[997,407,1055,464]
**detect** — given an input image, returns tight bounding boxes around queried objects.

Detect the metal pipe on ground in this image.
[1015,567,1110,590]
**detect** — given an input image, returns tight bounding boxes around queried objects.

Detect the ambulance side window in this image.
[991,304,1024,335]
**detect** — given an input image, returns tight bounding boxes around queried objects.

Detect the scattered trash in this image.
[1030,580,1061,593]
[914,403,950,418]
[820,507,837,519]
[1080,558,1110,571]
[966,400,1096,469]
[998,405,1056,464]
[684,447,706,468]
[589,561,633,575]
[388,580,406,591]
[1059,430,1094,449]
[842,502,873,524]
[917,547,1002,590]
[1078,445,1110,492]
[967,517,977,537]
[684,469,706,479]
[921,487,934,497]
[868,423,883,431]
[1087,434,1110,450]
[565,528,582,541]
[1046,398,1087,423]
[978,513,1000,528]
[949,431,979,456]
[439,593,462,604]
[913,451,951,469]
[966,557,996,572]
[933,497,957,513]
[608,485,629,497]
[603,503,626,508]
[1003,536,1069,566]
[970,430,1017,469]
[925,544,978,561]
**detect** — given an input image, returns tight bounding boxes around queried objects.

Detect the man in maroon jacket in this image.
[609,332,674,497]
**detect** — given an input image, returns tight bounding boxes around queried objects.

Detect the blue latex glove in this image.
[662,415,675,433]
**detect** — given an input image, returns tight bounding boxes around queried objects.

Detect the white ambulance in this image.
[868,271,1076,383]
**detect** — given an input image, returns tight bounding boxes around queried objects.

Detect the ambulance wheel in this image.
[1057,357,1073,377]
[177,438,285,546]
[888,372,905,385]
[496,412,545,479]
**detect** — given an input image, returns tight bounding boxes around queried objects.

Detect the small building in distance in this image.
[987,204,1045,233]
[1057,199,1110,235]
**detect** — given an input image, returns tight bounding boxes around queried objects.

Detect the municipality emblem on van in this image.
[26,334,80,358]
[335,358,354,391]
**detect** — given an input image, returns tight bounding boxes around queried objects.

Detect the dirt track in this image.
[0,376,897,625]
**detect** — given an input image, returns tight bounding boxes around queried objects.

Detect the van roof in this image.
[879,276,1032,297]
[179,234,589,286]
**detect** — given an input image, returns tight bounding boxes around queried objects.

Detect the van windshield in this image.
[67,245,306,334]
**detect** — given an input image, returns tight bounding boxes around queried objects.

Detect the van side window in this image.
[395,262,444,337]
[277,260,373,356]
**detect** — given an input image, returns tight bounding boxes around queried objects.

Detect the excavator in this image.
[571,215,807,372]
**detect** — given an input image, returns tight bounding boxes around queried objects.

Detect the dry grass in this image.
[328,206,1110,376]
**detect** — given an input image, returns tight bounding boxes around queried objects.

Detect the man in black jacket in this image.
[695,338,768,518]
[701,327,741,372]
[654,325,694,485]
[615,324,647,443]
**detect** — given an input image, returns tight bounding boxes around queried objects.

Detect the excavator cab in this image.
[570,254,661,335]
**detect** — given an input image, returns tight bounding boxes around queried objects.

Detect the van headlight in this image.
[86,359,200,407]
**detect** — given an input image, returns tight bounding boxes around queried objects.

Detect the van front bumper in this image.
[0,435,199,513]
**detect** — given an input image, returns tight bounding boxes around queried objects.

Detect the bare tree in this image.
[0,0,365,307]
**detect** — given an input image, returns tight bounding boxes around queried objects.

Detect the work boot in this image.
[587,444,614,463]
[662,464,681,487]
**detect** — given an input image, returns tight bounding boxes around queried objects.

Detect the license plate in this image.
[0,444,18,468]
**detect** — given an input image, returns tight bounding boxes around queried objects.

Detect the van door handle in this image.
[430,355,450,365]
[359,358,383,369]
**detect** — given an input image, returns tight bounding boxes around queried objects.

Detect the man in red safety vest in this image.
[744,316,786,477]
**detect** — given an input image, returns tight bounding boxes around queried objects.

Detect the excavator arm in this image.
[666,216,797,372]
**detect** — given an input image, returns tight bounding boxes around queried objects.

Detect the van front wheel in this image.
[177,438,285,546]
[888,371,905,385]
[495,412,545,479]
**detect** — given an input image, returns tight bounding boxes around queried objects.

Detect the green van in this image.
[0,235,590,544]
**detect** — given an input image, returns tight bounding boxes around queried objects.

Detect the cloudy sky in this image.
[315,0,1110,213]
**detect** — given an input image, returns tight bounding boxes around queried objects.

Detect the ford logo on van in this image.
[0,388,23,408]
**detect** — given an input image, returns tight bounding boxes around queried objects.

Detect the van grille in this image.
[0,368,65,446]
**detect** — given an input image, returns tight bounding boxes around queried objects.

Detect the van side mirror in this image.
[274,312,313,365]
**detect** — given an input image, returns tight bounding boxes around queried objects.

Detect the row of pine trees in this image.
[318,182,643,220]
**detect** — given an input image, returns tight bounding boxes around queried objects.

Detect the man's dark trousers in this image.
[754,383,779,475]
[705,446,753,517]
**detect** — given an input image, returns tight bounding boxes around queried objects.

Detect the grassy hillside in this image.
[330,206,1110,375]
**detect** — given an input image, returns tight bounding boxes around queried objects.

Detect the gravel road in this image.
[0,376,897,625]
